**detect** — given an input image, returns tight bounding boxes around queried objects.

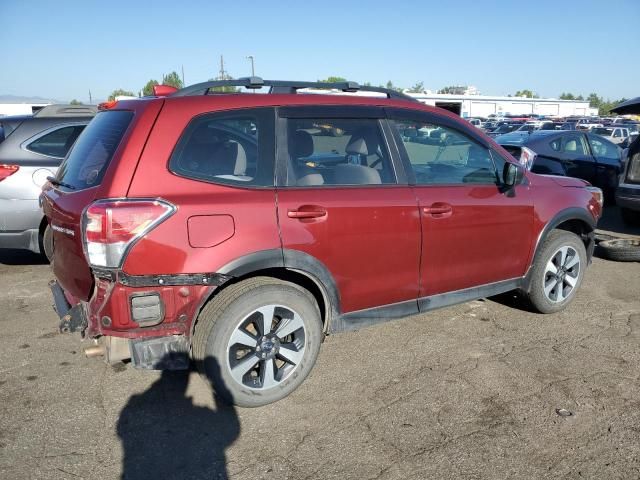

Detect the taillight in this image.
[82,199,175,268]
[0,164,19,182]
[519,147,537,170]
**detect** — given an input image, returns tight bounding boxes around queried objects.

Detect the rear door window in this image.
[56,110,133,190]
[587,134,620,164]
[283,117,395,186]
[25,125,85,158]
[561,134,589,155]
[169,108,274,187]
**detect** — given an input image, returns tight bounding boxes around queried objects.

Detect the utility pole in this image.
[181,65,185,85]
[88,90,92,104]
[218,55,228,80]
[246,55,255,77]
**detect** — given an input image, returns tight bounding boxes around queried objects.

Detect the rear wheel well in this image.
[191,268,330,337]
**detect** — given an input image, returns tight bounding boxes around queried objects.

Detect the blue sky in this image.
[1,0,638,102]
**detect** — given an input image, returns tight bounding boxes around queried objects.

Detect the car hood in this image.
[611,97,640,115]
[538,174,590,188]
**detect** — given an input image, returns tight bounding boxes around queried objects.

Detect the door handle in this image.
[423,203,452,217]
[287,208,327,219]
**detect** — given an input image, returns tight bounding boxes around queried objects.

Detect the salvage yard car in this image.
[497,130,622,202]
[613,97,640,225]
[42,78,603,407]
[0,104,96,258]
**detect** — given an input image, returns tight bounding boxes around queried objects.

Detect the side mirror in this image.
[503,162,524,187]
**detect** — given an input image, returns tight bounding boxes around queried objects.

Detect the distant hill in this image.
[0,94,63,104]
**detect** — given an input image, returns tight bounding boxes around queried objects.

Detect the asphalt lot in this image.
[0,207,639,480]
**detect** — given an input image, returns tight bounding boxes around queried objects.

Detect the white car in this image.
[591,126,631,146]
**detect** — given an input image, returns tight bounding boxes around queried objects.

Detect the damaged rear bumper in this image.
[49,279,190,370]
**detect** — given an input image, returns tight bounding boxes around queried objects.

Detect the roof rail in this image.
[34,104,98,117]
[171,77,419,103]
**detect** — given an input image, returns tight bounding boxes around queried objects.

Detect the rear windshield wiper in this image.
[47,176,76,190]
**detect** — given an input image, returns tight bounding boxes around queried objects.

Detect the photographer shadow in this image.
[117,357,240,480]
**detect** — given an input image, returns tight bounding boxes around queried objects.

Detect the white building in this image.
[405,93,597,118]
[0,103,50,117]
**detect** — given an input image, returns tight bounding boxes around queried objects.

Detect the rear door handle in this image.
[287,208,327,219]
[423,203,452,217]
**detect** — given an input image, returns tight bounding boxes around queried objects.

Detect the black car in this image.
[613,97,640,225]
[496,130,622,201]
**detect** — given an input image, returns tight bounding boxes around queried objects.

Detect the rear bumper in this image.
[49,280,87,333]
[0,228,41,253]
[48,277,198,370]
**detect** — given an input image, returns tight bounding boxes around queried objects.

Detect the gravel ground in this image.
[0,207,639,480]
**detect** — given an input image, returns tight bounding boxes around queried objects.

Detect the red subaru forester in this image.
[42,78,603,407]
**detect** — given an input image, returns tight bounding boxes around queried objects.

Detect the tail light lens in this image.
[82,199,175,268]
[585,186,604,209]
[0,164,19,182]
[519,147,537,170]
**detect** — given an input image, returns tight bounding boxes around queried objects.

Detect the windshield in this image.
[55,110,133,190]
[592,128,613,135]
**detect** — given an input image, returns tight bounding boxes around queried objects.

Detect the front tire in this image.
[524,230,587,314]
[192,277,323,407]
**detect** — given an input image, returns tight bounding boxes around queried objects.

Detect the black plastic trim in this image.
[331,299,419,332]
[217,248,285,277]
[332,278,522,333]
[118,272,231,288]
[278,105,386,119]
[418,278,522,312]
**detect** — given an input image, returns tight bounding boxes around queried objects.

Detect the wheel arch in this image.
[190,249,340,337]
[524,207,596,291]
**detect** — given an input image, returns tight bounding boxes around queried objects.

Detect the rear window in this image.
[169,108,274,187]
[55,110,133,190]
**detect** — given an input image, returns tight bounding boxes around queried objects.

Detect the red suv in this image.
[42,78,603,407]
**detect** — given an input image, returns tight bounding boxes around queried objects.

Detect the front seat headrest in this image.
[345,128,381,157]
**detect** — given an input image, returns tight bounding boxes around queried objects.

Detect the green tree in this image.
[407,81,424,93]
[318,76,347,83]
[142,79,159,96]
[69,99,83,105]
[587,93,602,109]
[438,85,466,94]
[206,78,238,93]
[385,80,402,92]
[162,71,183,89]
[559,92,575,100]
[514,89,538,98]
[108,89,135,101]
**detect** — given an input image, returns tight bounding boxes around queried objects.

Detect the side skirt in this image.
[330,278,523,333]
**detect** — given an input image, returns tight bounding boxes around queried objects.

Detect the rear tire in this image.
[192,277,323,407]
[524,230,587,314]
[41,224,54,263]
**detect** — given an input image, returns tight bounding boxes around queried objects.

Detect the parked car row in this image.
[0,105,96,257]
[496,129,622,203]
[613,97,640,226]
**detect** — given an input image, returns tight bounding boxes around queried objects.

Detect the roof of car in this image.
[496,130,561,145]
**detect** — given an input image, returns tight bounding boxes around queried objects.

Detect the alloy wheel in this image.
[543,246,580,303]
[226,304,306,390]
